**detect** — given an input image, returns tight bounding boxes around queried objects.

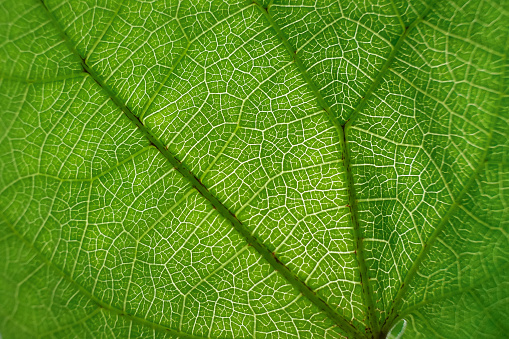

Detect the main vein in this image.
[252,1,379,337]
[38,0,361,337]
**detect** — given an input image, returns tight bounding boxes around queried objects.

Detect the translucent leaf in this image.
[1,0,507,338]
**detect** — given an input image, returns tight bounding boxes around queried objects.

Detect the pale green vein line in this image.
[380,131,494,336]
[1,213,209,339]
[184,245,250,298]
[200,60,294,182]
[39,308,102,338]
[70,182,92,280]
[389,0,406,31]
[411,311,442,338]
[0,82,29,145]
[123,188,195,309]
[379,46,507,335]
[253,1,376,337]
[89,145,153,181]
[199,122,239,181]
[37,2,363,338]
[469,290,509,333]
[236,159,345,218]
[394,261,509,324]
[95,2,243,86]
[138,39,191,121]
[345,1,436,128]
[85,1,124,63]
[130,4,256,122]
[38,76,87,175]
[459,204,509,238]
[0,72,87,84]
[175,0,190,41]
[0,146,152,193]
[421,21,505,57]
[252,1,335,121]
[0,308,37,338]
[295,14,393,54]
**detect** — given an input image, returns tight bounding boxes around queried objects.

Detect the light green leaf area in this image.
[0,0,507,338]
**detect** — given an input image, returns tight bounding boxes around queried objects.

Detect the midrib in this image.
[253,1,379,337]
[254,2,465,338]
[36,0,362,338]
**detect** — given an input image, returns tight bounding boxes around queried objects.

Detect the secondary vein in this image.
[1,213,208,339]
[379,55,505,335]
[345,1,436,128]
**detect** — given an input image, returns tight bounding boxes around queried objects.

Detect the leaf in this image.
[0,0,507,338]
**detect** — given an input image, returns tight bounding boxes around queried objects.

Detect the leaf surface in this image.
[0,0,507,338]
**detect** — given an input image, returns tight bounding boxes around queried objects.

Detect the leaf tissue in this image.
[0,0,507,338]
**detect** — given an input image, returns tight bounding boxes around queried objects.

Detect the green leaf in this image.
[0,0,507,338]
